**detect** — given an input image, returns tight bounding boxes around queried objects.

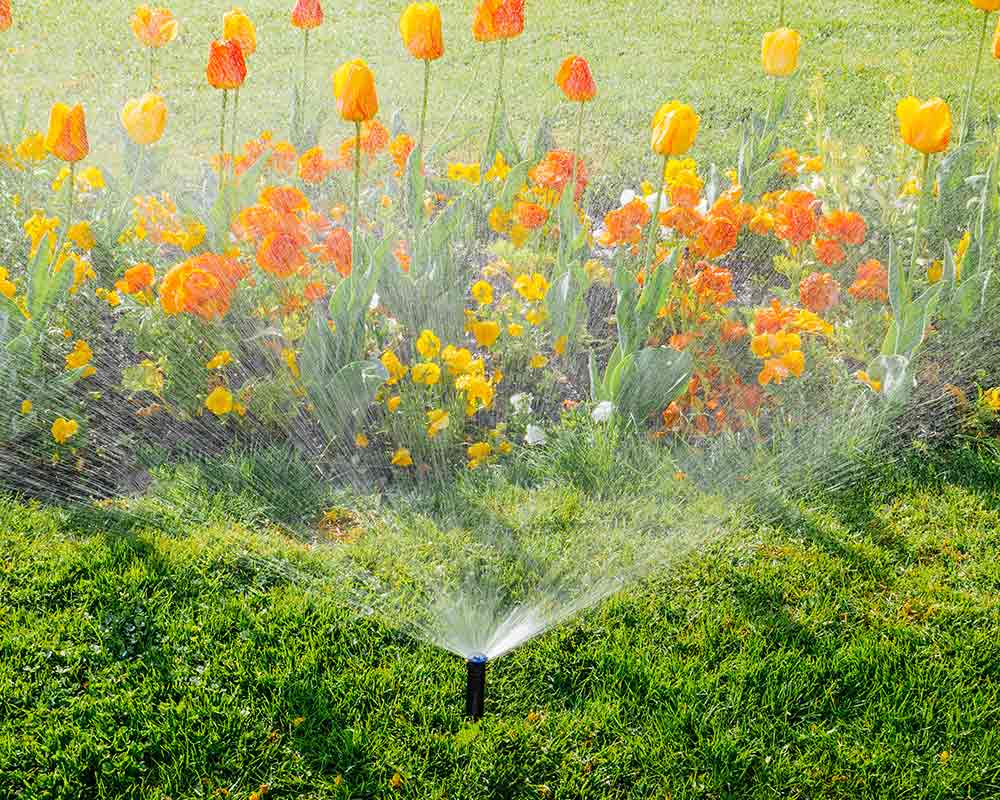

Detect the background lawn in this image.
[4,0,999,181]
[2,443,1000,798]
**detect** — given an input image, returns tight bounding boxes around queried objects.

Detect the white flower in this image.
[524,424,547,446]
[591,401,614,423]
[510,392,532,415]
[619,189,636,206]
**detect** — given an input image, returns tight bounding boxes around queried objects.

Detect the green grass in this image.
[5,0,999,180]
[3,443,1000,798]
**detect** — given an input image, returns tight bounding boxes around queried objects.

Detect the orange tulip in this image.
[650,101,700,156]
[399,3,444,61]
[223,7,256,57]
[0,0,11,32]
[970,0,1000,10]
[761,28,801,77]
[291,0,323,29]
[333,59,378,122]
[121,93,167,145]
[130,5,178,48]
[472,0,524,42]
[897,96,952,154]
[206,39,247,90]
[45,103,89,163]
[555,56,596,102]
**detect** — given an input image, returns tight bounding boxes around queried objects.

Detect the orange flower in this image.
[599,198,651,246]
[304,281,327,301]
[799,271,840,313]
[159,253,246,320]
[691,264,734,306]
[720,319,747,342]
[758,350,805,385]
[472,0,524,42]
[555,55,596,102]
[819,209,867,245]
[754,299,798,334]
[291,0,323,29]
[360,119,390,157]
[206,39,247,90]
[223,7,257,58]
[661,205,705,239]
[529,149,588,203]
[131,6,178,48]
[333,59,378,122]
[399,2,444,61]
[257,231,306,278]
[896,96,951,154]
[814,237,845,266]
[848,259,888,303]
[0,0,11,31]
[514,201,548,230]
[774,147,799,177]
[650,101,700,156]
[774,190,817,245]
[115,262,155,294]
[260,185,309,214]
[314,228,352,276]
[695,216,739,259]
[298,146,333,183]
[390,133,415,176]
[45,103,89,163]
[394,240,411,272]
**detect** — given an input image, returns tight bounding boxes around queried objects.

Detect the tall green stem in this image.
[418,59,431,162]
[779,0,785,26]
[908,152,932,298]
[302,29,310,114]
[486,40,507,163]
[960,10,990,147]
[352,121,361,266]
[641,155,669,278]
[219,90,229,195]
[53,163,76,264]
[571,101,585,206]
[148,49,155,91]
[230,88,240,184]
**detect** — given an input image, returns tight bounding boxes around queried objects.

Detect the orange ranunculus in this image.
[896,96,952,154]
[45,103,89,163]
[799,271,841,313]
[121,93,167,145]
[556,55,596,102]
[399,2,444,61]
[819,209,867,245]
[333,59,378,122]
[304,281,327,301]
[260,185,309,214]
[0,0,11,31]
[971,0,1000,10]
[761,28,801,77]
[599,198,651,247]
[754,298,798,335]
[774,190,818,245]
[849,259,889,303]
[650,101,700,157]
[257,231,306,278]
[116,262,156,294]
[695,215,739,259]
[691,264,734,306]
[131,5,178,48]
[159,253,246,320]
[207,39,247,89]
[814,238,845,267]
[720,320,748,342]
[233,204,281,241]
[472,0,524,41]
[360,119,390,157]
[314,228,352,276]
[223,7,257,57]
[298,146,333,183]
[660,205,705,239]
[529,149,588,202]
[514,201,549,230]
[291,0,323,28]
[390,133,415,176]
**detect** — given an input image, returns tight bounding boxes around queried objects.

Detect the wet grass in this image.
[6,0,998,180]
[2,442,1000,798]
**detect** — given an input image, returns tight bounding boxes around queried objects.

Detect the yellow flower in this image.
[66,221,94,251]
[24,211,60,257]
[391,447,414,467]
[16,132,47,163]
[554,335,568,356]
[412,361,442,385]
[283,348,301,379]
[498,440,512,454]
[101,289,122,308]
[761,28,802,77]
[20,400,32,415]
[51,417,79,444]
[488,206,512,233]
[381,350,408,384]
[456,373,495,416]
[514,272,550,302]
[426,408,450,439]
[77,166,105,192]
[928,260,943,284]
[650,101,700,157]
[205,386,234,416]
[472,320,501,348]
[447,161,481,185]
[856,370,882,393]
[387,395,402,412]
[525,306,549,326]
[69,256,96,294]
[441,345,474,375]
[206,350,233,369]
[355,432,370,448]
[483,151,511,182]
[530,353,548,369]
[416,329,441,359]
[900,177,920,197]
[471,280,494,306]
[510,224,530,248]
[468,441,492,461]
[982,387,1000,412]
[507,323,524,337]
[0,267,15,299]
[955,231,971,281]
[65,340,93,371]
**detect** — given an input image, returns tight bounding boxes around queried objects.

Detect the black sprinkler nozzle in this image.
[465,655,487,719]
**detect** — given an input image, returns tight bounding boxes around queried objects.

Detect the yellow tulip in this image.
[121,93,167,145]
[650,101,700,157]
[761,28,801,77]
[897,96,952,154]
[223,7,256,57]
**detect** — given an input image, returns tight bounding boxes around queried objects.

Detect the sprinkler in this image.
[465,654,487,719]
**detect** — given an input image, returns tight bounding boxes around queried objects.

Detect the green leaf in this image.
[617,347,693,422]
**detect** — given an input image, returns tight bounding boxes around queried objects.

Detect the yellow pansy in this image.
[381,350,408,385]
[51,417,79,444]
[412,361,442,385]
[471,280,494,306]
[416,329,441,359]
[472,320,501,348]
[426,409,450,439]
[206,351,233,369]
[205,386,234,416]
[391,448,414,467]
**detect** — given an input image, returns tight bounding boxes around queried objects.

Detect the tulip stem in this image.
[959,10,990,147]
[419,59,431,162]
[53,163,76,264]
[641,155,669,281]
[302,30,310,118]
[571,100,585,207]
[778,0,785,27]
[352,120,361,268]
[909,152,932,297]
[230,88,240,185]
[148,49,155,91]
[219,90,229,197]
[486,40,507,164]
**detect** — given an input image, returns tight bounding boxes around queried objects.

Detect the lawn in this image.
[4,0,996,178]
[2,442,1000,798]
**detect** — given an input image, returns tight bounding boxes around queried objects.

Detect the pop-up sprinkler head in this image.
[465,654,488,719]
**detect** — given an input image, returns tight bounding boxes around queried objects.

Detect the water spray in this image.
[465,654,487,719]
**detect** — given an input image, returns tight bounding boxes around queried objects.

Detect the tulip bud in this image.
[130,5,178,48]
[333,59,379,123]
[121,93,168,146]
[650,101,700,157]
[291,0,323,29]
[223,7,256,58]
[896,96,952,154]
[45,103,89,163]
[970,0,1000,10]
[555,55,597,103]
[761,28,801,77]
[472,0,524,42]
[206,39,247,90]
[399,3,444,61]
